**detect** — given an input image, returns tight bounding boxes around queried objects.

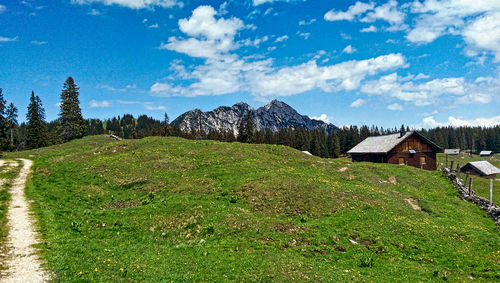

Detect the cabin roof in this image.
[461,161,500,177]
[445,149,460,155]
[479,150,493,155]
[347,131,441,154]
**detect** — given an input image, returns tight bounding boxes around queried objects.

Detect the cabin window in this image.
[408,141,414,149]
[398,157,405,165]
[420,156,426,165]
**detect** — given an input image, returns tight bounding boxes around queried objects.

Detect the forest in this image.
[1,78,499,158]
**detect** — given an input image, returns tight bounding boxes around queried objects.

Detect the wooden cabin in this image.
[347,131,442,170]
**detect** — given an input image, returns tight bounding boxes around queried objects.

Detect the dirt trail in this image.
[1,159,50,283]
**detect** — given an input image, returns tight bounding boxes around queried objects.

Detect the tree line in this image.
[1,79,500,157]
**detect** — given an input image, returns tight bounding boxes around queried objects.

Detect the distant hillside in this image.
[172,100,337,135]
[5,136,500,281]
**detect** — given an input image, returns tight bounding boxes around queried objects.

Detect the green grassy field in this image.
[437,153,500,204]
[3,136,500,281]
[0,160,22,272]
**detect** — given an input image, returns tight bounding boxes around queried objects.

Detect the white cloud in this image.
[360,25,377,32]
[361,0,406,26]
[275,35,289,42]
[299,19,316,26]
[297,32,310,40]
[0,5,6,13]
[160,5,243,59]
[361,72,467,106]
[311,114,332,123]
[90,100,111,108]
[97,84,136,92]
[0,36,18,42]
[350,98,366,107]
[71,0,179,9]
[387,103,403,111]
[88,8,100,15]
[148,23,159,28]
[324,1,375,21]
[31,40,47,45]
[144,104,166,110]
[153,5,406,99]
[422,115,500,128]
[252,0,301,6]
[406,0,500,61]
[342,45,356,54]
[117,100,166,111]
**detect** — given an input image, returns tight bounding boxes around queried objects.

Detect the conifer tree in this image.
[6,102,18,150]
[26,91,48,149]
[59,77,85,142]
[237,112,254,143]
[0,89,8,150]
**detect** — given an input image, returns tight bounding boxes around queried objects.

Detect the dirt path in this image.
[1,159,50,283]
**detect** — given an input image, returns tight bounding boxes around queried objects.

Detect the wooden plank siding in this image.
[387,136,437,170]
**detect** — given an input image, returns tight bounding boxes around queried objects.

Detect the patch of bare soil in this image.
[0,159,50,282]
[405,197,422,211]
[337,167,350,172]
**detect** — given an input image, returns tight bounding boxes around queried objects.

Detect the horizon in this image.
[1,0,499,128]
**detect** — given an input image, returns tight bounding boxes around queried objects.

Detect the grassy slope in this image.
[437,153,500,204]
[5,136,500,281]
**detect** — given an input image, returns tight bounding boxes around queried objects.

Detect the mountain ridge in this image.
[172,100,337,135]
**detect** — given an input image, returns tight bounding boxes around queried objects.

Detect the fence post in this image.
[456,163,461,180]
[490,178,493,209]
[446,154,449,169]
[464,174,469,188]
[469,178,473,196]
[450,161,454,172]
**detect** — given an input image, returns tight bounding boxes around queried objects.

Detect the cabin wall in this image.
[387,151,436,170]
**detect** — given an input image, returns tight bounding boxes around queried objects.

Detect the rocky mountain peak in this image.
[172,100,337,136]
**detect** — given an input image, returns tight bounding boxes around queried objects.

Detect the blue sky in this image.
[1,0,499,128]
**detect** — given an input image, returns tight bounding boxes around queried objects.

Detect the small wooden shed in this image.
[479,150,493,156]
[460,161,500,207]
[444,149,460,155]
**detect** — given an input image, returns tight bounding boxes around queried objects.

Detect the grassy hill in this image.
[4,136,500,281]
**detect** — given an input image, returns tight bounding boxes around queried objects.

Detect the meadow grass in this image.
[4,136,500,281]
[437,153,500,204]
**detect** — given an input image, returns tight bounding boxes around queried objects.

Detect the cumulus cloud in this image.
[342,45,356,54]
[350,98,366,107]
[0,36,18,42]
[159,5,243,59]
[153,5,406,99]
[360,25,377,32]
[0,5,6,13]
[97,84,136,92]
[90,100,111,108]
[407,0,500,60]
[252,0,302,6]
[387,103,403,111]
[275,35,289,42]
[311,114,332,123]
[422,115,500,128]
[361,0,406,27]
[361,72,467,106]
[88,8,100,15]
[324,1,374,21]
[71,0,179,9]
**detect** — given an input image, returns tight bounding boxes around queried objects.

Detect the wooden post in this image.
[464,174,469,188]
[450,161,454,172]
[469,178,473,196]
[456,163,460,179]
[446,154,449,169]
[490,178,493,208]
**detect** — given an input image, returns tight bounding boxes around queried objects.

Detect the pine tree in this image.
[0,89,8,151]
[237,112,254,143]
[26,91,48,149]
[6,102,18,150]
[59,77,85,142]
